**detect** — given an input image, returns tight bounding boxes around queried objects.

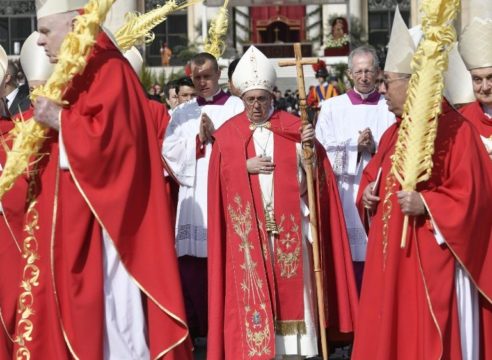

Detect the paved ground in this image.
[192,339,351,359]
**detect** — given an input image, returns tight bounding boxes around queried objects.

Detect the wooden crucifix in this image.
[278,44,328,360]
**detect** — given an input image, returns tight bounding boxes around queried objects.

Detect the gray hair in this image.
[348,45,380,71]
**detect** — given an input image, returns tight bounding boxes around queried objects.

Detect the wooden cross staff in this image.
[278,44,328,360]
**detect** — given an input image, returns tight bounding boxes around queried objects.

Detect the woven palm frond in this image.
[0,0,116,200]
[115,0,199,52]
[392,0,459,189]
[203,0,229,58]
[391,0,460,246]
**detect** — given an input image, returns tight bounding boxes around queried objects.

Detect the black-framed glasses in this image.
[243,96,270,106]
[352,69,376,77]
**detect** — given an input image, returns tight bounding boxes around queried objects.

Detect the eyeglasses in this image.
[382,76,410,88]
[352,69,376,77]
[243,96,270,106]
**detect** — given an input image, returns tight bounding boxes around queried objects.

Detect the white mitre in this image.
[232,45,276,95]
[101,27,143,75]
[384,7,423,74]
[459,17,492,70]
[20,31,54,83]
[123,47,143,74]
[0,45,7,85]
[36,0,87,19]
[444,43,475,106]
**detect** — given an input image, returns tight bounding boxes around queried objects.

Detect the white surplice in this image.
[252,126,318,357]
[162,96,244,258]
[315,92,395,261]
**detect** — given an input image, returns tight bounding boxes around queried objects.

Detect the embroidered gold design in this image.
[14,175,41,359]
[276,214,301,278]
[264,203,279,235]
[228,195,271,357]
[381,171,397,269]
[275,320,307,336]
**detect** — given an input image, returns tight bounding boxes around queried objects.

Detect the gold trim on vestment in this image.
[1,206,21,253]
[414,225,444,360]
[66,151,189,359]
[12,166,42,359]
[381,172,397,269]
[228,195,272,357]
[275,320,306,336]
[420,195,492,305]
[276,214,301,279]
[48,165,80,360]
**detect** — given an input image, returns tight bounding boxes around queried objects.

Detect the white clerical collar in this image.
[483,104,492,119]
[204,88,222,102]
[5,87,19,105]
[353,87,376,100]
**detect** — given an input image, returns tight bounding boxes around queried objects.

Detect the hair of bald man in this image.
[348,45,380,71]
[190,52,219,72]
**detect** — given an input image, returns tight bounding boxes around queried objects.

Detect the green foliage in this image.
[331,62,351,93]
[175,40,199,64]
[139,64,171,91]
[139,64,154,92]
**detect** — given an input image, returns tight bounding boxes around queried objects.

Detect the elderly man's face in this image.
[348,53,377,94]
[470,67,492,108]
[242,89,273,123]
[37,12,75,64]
[380,72,410,117]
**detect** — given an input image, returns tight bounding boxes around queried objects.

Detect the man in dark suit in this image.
[2,60,31,117]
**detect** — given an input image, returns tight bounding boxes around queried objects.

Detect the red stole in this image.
[246,118,305,330]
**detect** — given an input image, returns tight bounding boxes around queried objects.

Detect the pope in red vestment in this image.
[207,109,358,359]
[352,100,492,359]
[6,29,191,359]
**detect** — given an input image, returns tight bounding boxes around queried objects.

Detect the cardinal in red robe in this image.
[352,12,492,358]
[6,6,191,356]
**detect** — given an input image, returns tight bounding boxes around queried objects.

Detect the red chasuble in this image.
[352,102,492,360]
[7,32,190,359]
[0,112,29,358]
[460,100,492,138]
[207,110,358,360]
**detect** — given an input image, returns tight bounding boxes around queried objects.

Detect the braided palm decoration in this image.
[203,0,229,58]
[0,0,116,200]
[391,0,460,247]
[115,0,198,53]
